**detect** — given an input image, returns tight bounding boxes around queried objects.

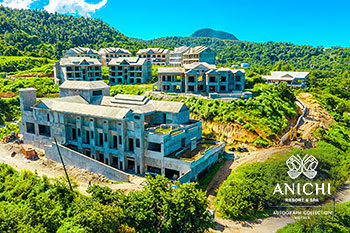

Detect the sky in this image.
[1,0,350,48]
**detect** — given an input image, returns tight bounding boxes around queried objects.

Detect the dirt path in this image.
[207,146,294,206]
[297,93,334,142]
[0,143,144,195]
[208,93,337,232]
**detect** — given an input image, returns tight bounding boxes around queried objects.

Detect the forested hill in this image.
[138,36,350,74]
[191,28,238,40]
[0,6,144,59]
[1,6,349,76]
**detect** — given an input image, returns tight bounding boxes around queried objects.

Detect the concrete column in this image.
[184,75,188,93]
[206,74,210,93]
[161,143,165,175]
[195,74,198,93]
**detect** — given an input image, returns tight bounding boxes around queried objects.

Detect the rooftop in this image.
[184,46,210,55]
[35,99,131,120]
[173,46,190,54]
[137,48,169,55]
[101,95,188,114]
[158,67,185,73]
[65,47,99,55]
[263,71,310,81]
[183,62,216,70]
[59,81,109,90]
[98,47,131,55]
[108,57,148,66]
[59,57,102,66]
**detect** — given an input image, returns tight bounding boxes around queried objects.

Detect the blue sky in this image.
[1,0,350,47]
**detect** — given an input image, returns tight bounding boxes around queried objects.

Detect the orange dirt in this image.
[297,93,334,142]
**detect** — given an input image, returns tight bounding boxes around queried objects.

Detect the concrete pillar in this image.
[161,143,165,175]
[19,88,37,112]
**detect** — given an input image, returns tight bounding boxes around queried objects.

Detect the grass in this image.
[197,158,227,190]
[155,127,174,134]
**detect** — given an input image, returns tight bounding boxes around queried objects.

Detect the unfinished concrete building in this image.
[98,47,132,66]
[64,47,100,59]
[54,57,103,85]
[153,62,250,98]
[169,46,190,67]
[182,46,215,65]
[136,48,170,66]
[108,57,152,85]
[19,81,224,182]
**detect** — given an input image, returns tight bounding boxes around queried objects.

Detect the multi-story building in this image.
[54,57,103,85]
[263,71,309,88]
[169,46,190,67]
[182,46,215,65]
[108,57,152,85]
[19,81,224,182]
[98,47,132,66]
[136,48,170,66]
[154,62,246,97]
[64,47,100,59]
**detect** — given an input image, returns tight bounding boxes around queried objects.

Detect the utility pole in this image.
[332,196,335,220]
[54,137,73,192]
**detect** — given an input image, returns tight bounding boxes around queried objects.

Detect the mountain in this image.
[190,28,238,40]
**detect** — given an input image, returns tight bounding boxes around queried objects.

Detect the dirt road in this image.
[0,143,144,195]
[208,93,336,232]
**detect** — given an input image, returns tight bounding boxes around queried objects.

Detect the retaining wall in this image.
[45,143,130,182]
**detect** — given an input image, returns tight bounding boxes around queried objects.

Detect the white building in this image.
[98,47,132,66]
[263,71,309,88]
[108,57,152,85]
[54,57,103,85]
[137,48,170,66]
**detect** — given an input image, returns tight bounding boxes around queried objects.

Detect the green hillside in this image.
[0,6,144,59]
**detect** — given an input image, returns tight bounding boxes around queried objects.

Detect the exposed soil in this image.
[296,93,334,143]
[208,93,337,233]
[0,143,144,195]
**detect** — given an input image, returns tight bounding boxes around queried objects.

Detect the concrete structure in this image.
[183,46,215,65]
[153,62,248,98]
[263,71,309,88]
[98,47,132,66]
[136,48,170,66]
[169,46,190,67]
[59,81,110,104]
[45,143,130,182]
[64,47,100,59]
[19,81,224,182]
[54,57,103,85]
[108,57,152,85]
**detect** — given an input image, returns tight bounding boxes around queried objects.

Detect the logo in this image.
[286,154,318,180]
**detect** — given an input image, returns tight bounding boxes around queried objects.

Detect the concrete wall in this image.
[178,142,225,183]
[45,143,130,182]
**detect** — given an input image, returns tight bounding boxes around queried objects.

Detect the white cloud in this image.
[44,0,107,17]
[0,0,35,9]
